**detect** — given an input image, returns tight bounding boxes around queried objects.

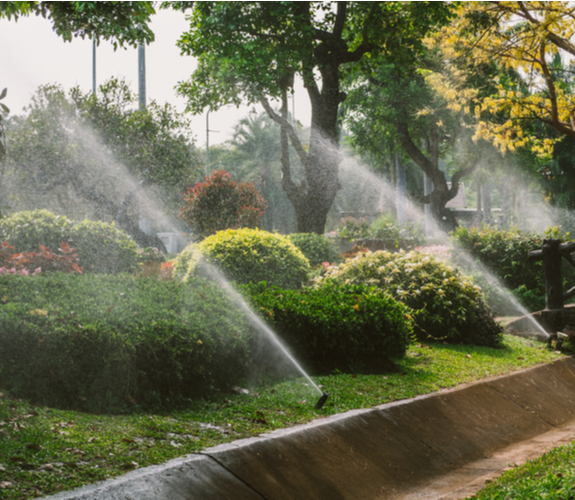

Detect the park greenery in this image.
[4,2,575,498]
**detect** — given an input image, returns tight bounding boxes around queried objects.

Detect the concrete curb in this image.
[43,357,575,500]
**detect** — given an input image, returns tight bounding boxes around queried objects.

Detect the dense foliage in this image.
[0,274,256,412]
[287,233,340,268]
[174,228,311,290]
[0,272,414,412]
[0,210,140,274]
[180,169,267,239]
[4,81,200,245]
[176,2,455,234]
[451,226,547,313]
[319,250,503,347]
[243,281,412,373]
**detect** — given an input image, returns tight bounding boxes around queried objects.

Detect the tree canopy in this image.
[429,2,575,157]
[4,80,201,245]
[174,1,455,233]
[0,1,155,48]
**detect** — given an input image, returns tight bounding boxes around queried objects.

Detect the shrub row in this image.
[0,273,412,412]
[0,210,139,273]
[451,226,548,313]
[0,274,256,412]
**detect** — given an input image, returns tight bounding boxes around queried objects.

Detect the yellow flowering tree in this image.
[429,1,575,157]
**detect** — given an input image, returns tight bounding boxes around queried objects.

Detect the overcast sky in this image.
[0,8,311,147]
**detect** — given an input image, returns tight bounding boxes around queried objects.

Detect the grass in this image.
[469,443,575,499]
[0,334,566,499]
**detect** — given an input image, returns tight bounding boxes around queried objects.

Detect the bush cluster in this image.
[174,228,311,289]
[0,210,140,274]
[0,272,412,411]
[287,232,341,268]
[243,281,412,373]
[451,226,547,313]
[319,250,503,347]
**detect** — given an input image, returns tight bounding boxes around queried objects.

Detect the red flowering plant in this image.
[179,169,267,239]
[0,241,83,275]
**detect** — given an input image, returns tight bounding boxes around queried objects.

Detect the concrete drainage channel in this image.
[43,357,575,500]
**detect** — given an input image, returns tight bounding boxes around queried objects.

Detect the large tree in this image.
[345,57,478,232]
[173,1,455,233]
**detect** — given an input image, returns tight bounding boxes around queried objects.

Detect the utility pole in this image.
[206,110,219,177]
[138,44,146,111]
[92,40,96,94]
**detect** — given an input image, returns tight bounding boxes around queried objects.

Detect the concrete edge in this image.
[41,357,575,500]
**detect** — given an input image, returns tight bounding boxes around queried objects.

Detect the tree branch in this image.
[259,95,309,167]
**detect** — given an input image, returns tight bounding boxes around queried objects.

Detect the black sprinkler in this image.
[315,392,329,410]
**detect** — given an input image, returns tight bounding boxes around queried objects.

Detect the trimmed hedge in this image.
[0,273,411,412]
[243,281,412,373]
[174,228,311,289]
[0,274,255,412]
[287,232,341,267]
[0,210,139,274]
[319,250,503,347]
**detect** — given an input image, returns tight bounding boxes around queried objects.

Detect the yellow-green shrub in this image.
[174,228,311,289]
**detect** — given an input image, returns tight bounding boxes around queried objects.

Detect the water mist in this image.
[335,158,549,339]
[55,116,328,407]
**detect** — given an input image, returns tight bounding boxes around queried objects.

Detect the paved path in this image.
[44,357,575,500]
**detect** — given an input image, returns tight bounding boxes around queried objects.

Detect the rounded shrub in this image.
[0,209,72,251]
[319,250,503,347]
[179,169,267,238]
[0,274,256,412]
[243,281,412,373]
[0,209,139,274]
[174,228,311,289]
[71,219,139,273]
[287,232,340,267]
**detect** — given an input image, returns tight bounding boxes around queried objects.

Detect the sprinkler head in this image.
[315,392,329,410]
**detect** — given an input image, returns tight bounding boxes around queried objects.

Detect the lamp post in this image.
[92,40,96,94]
[138,44,146,111]
[206,110,219,178]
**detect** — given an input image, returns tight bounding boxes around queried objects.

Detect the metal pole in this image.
[138,44,146,111]
[206,110,210,177]
[92,40,96,94]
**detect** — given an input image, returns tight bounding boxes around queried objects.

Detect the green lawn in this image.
[0,335,566,499]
